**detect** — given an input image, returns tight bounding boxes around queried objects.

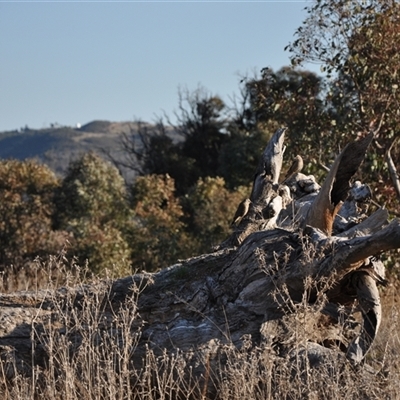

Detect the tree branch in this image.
[385,138,400,201]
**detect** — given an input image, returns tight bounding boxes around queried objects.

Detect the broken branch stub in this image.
[304,132,374,235]
[226,127,287,247]
[251,127,286,201]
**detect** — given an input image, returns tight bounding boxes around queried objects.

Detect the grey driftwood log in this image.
[0,128,399,387]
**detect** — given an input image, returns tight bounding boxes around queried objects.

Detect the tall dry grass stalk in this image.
[1,258,400,399]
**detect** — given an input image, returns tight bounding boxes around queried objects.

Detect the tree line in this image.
[0,0,399,286]
[0,152,251,285]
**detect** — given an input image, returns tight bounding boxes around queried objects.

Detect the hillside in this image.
[0,120,172,180]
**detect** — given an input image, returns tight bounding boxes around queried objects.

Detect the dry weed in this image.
[0,259,400,399]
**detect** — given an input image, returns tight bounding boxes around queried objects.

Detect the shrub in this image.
[54,153,131,275]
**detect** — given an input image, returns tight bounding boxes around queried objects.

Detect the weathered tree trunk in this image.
[1,128,399,392]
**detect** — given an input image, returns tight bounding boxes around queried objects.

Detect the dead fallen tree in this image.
[0,128,399,397]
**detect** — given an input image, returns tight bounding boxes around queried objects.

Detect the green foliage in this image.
[176,89,228,182]
[54,152,130,228]
[118,86,288,192]
[244,68,333,162]
[218,123,275,190]
[186,177,251,250]
[0,160,60,267]
[129,174,195,271]
[67,222,131,276]
[124,88,230,195]
[54,153,131,275]
[0,152,255,276]
[129,174,251,270]
[121,121,193,182]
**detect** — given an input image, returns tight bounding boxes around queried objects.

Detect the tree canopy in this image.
[287,0,400,206]
[53,153,132,276]
[0,160,59,268]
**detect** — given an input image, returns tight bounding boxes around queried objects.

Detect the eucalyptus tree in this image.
[286,0,400,206]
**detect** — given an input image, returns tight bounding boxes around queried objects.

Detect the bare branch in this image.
[319,219,400,279]
[304,132,373,235]
[385,138,400,201]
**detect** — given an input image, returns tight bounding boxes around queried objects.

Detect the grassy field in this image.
[0,262,399,400]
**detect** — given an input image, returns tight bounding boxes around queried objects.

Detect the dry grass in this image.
[1,261,400,400]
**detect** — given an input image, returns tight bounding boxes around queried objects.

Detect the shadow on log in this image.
[0,128,399,397]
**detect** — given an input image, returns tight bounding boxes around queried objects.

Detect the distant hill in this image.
[0,120,178,181]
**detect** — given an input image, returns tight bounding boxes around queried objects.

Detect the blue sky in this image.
[0,1,315,132]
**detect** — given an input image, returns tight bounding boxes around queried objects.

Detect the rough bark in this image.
[0,128,399,388]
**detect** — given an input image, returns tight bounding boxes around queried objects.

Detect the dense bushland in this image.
[0,154,251,286]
